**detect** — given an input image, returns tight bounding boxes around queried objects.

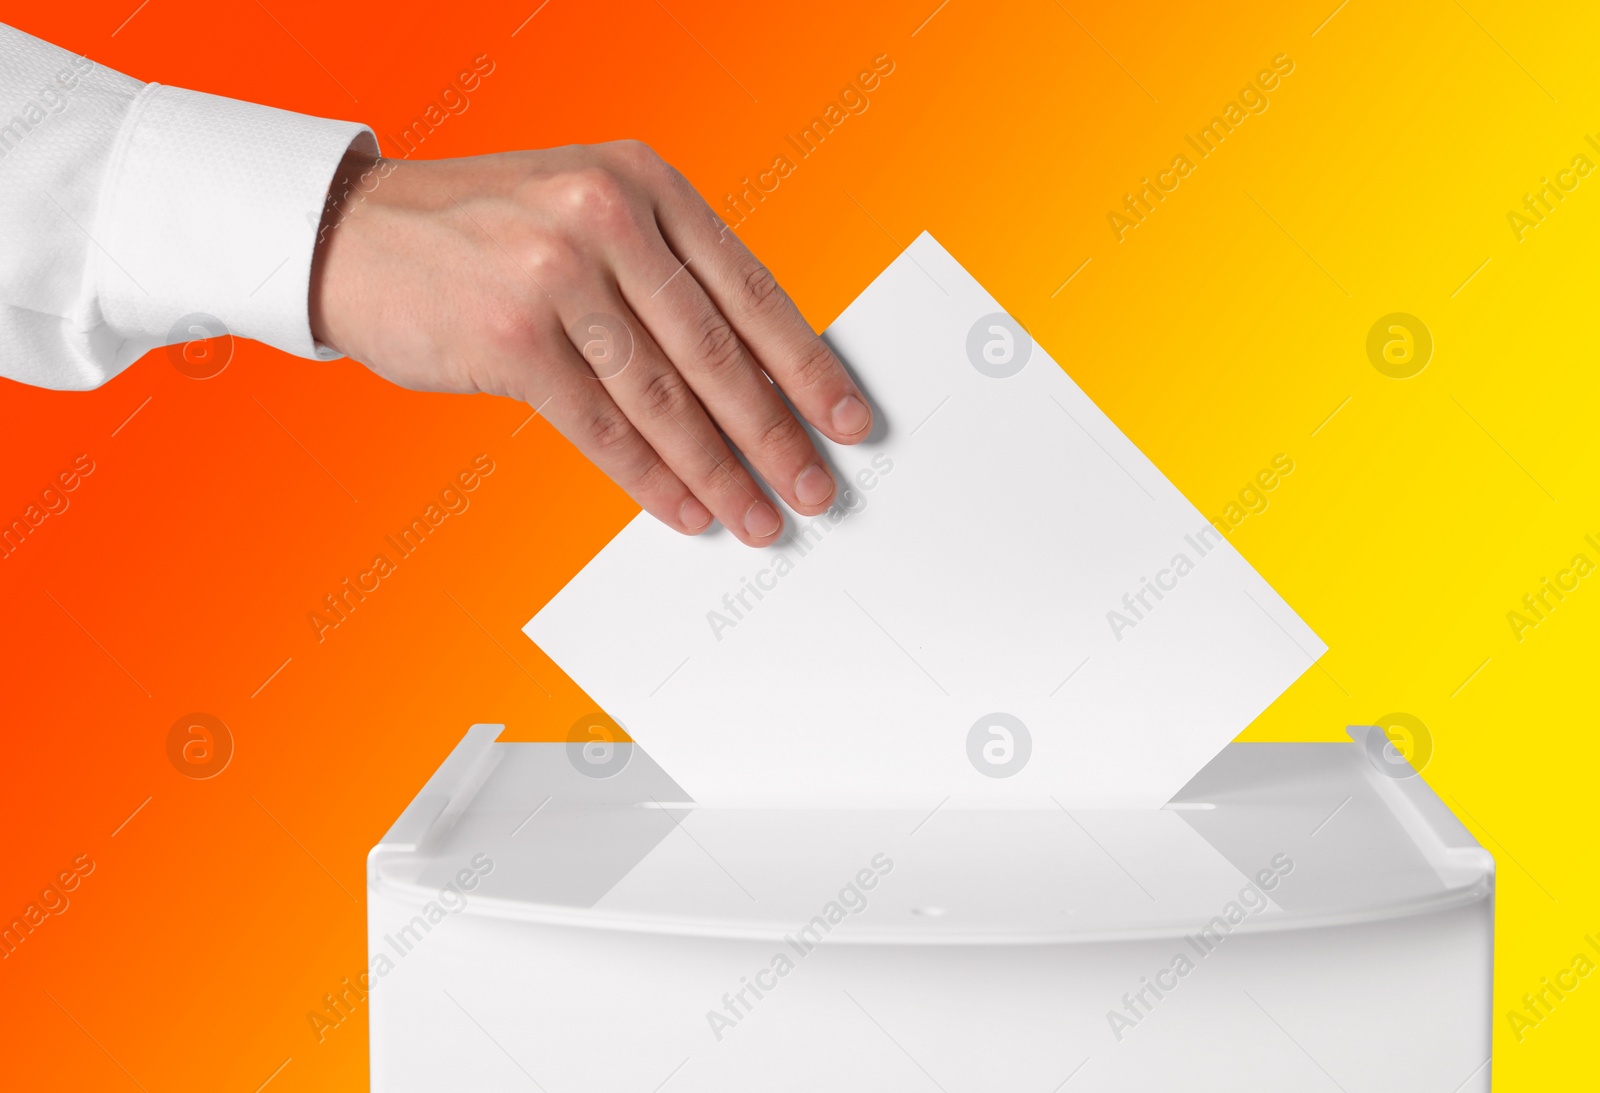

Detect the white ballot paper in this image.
[527,233,1326,808]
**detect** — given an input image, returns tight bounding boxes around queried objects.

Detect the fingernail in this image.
[743,499,781,539]
[679,496,712,532]
[831,393,871,436]
[794,464,835,508]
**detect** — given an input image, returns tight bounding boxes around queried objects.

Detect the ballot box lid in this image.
[369,725,1492,944]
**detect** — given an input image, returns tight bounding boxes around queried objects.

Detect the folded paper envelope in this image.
[525,233,1326,808]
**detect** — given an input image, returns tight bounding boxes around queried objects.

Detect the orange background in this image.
[4,0,1599,1089]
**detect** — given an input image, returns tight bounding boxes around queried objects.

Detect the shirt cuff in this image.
[92,83,377,363]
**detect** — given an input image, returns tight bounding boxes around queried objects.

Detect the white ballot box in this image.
[367,724,1493,1092]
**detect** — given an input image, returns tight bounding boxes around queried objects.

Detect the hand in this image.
[308,141,874,546]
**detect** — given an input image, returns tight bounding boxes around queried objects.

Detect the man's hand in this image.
[308,141,873,546]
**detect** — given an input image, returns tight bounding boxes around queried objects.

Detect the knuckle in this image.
[640,367,692,419]
[516,234,581,281]
[585,404,638,455]
[611,139,663,174]
[788,336,840,392]
[557,167,632,232]
[693,313,746,376]
[752,410,808,458]
[691,446,745,494]
[739,259,785,314]
[481,297,543,354]
[629,448,678,495]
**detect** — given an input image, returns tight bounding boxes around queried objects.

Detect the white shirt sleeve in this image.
[0,22,377,390]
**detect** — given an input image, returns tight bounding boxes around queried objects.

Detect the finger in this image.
[613,229,843,520]
[568,300,787,547]
[521,330,714,536]
[638,157,872,445]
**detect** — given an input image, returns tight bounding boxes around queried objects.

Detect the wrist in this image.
[309,145,387,353]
